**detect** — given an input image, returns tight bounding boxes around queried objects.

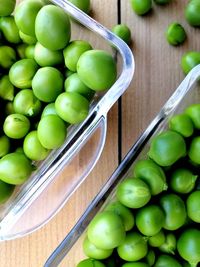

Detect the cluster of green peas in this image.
[0,0,117,204]
[77,104,200,266]
[129,0,200,75]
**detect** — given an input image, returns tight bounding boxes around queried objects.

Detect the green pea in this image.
[77,50,117,91]
[37,115,67,149]
[41,103,57,118]
[3,114,30,139]
[76,259,106,267]
[105,201,135,231]
[154,255,182,267]
[112,24,131,44]
[166,22,186,46]
[148,230,165,247]
[55,92,89,124]
[0,46,16,69]
[188,136,200,165]
[0,0,16,16]
[9,58,38,89]
[185,0,200,27]
[159,233,176,255]
[160,194,187,231]
[63,40,92,72]
[5,101,14,115]
[136,205,165,236]
[68,0,90,14]
[145,250,156,266]
[23,130,50,161]
[0,135,10,158]
[117,232,148,261]
[32,67,64,102]
[13,89,42,117]
[16,43,28,59]
[34,42,64,67]
[133,159,167,195]
[177,228,200,267]
[0,152,32,185]
[0,16,21,44]
[186,191,200,223]
[35,5,71,50]
[169,168,198,194]
[0,179,14,204]
[19,31,37,45]
[116,177,151,209]
[154,0,171,5]
[130,0,152,15]
[169,113,194,137]
[148,130,186,167]
[83,237,113,260]
[0,75,14,101]
[185,103,200,129]
[64,73,94,101]
[25,45,35,59]
[88,211,126,250]
[14,0,44,37]
[181,51,200,75]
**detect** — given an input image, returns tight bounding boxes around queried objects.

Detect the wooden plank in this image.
[0,1,119,266]
[121,0,200,156]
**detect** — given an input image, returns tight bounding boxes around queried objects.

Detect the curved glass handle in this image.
[0,115,107,240]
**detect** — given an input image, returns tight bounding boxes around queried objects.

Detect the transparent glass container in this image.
[0,0,134,240]
[45,65,200,266]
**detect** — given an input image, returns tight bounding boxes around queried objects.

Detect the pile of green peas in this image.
[77,103,200,267]
[0,0,117,204]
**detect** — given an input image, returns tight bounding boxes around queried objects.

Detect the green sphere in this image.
[68,0,90,14]
[112,24,131,44]
[185,0,200,27]
[0,0,16,16]
[0,152,32,185]
[181,51,200,75]
[148,130,186,167]
[130,0,152,15]
[166,22,186,46]
[87,211,126,250]
[35,5,71,50]
[77,50,117,91]
[169,113,194,137]
[188,136,200,164]
[14,0,44,37]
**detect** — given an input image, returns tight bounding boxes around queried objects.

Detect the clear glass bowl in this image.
[0,0,134,240]
[45,64,200,266]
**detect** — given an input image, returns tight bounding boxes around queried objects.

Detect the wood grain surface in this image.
[1,0,200,266]
[121,0,200,156]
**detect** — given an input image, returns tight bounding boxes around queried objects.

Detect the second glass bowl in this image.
[45,64,200,266]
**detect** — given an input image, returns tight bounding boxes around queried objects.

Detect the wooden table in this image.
[0,0,199,266]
